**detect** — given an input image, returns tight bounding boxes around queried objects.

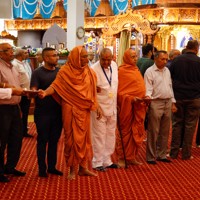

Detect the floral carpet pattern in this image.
[0,122,200,200]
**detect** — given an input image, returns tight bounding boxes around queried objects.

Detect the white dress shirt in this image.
[12,59,32,89]
[144,64,175,102]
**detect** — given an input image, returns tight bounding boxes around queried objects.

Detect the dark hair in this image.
[154,50,167,58]
[181,48,188,54]
[186,40,199,50]
[153,47,158,52]
[42,47,55,57]
[142,43,153,56]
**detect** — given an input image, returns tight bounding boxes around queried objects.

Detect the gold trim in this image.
[102,9,158,35]
[5,4,200,34]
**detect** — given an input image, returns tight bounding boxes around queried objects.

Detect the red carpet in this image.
[1,122,200,199]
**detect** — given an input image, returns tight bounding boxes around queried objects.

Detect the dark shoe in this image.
[39,171,48,177]
[182,156,194,160]
[4,169,26,176]
[157,158,171,163]
[0,175,9,182]
[24,133,33,138]
[106,164,119,169]
[169,154,177,159]
[47,169,63,176]
[93,166,107,172]
[147,161,157,165]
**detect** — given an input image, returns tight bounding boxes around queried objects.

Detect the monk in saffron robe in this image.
[38,46,102,179]
[116,48,148,167]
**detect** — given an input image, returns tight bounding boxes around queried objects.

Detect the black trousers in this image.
[196,117,200,146]
[170,99,200,159]
[34,114,62,173]
[0,105,23,175]
[20,96,31,136]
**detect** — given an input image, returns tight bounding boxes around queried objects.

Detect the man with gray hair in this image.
[169,40,200,160]
[0,43,26,182]
[166,49,181,69]
[91,48,119,171]
[12,47,33,138]
[36,48,44,68]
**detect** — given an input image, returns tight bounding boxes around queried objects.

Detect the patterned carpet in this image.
[1,122,200,200]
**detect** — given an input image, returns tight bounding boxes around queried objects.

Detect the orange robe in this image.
[50,46,97,168]
[116,49,146,162]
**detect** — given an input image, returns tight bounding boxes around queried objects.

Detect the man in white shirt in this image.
[144,50,177,165]
[12,47,33,138]
[91,48,118,172]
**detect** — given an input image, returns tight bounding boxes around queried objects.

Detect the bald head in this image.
[0,43,14,63]
[99,48,113,69]
[100,48,112,58]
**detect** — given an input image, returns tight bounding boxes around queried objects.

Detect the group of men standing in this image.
[0,44,63,182]
[1,39,200,183]
[138,40,200,164]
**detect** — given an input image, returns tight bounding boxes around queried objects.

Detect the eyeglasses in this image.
[0,47,15,52]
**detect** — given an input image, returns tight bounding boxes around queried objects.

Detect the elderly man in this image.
[12,47,33,138]
[35,48,44,68]
[0,43,26,183]
[166,49,181,69]
[91,48,118,172]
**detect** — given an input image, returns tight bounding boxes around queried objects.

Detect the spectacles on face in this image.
[0,47,15,52]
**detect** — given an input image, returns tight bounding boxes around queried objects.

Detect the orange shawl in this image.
[116,48,146,161]
[51,46,97,167]
[51,46,97,111]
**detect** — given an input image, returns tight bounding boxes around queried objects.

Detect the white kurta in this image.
[91,60,118,168]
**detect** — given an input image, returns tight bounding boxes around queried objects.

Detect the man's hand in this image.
[172,103,177,113]
[96,106,102,120]
[38,89,47,99]
[97,87,101,93]
[12,88,24,96]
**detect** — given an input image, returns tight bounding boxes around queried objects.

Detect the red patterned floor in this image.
[1,122,200,200]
